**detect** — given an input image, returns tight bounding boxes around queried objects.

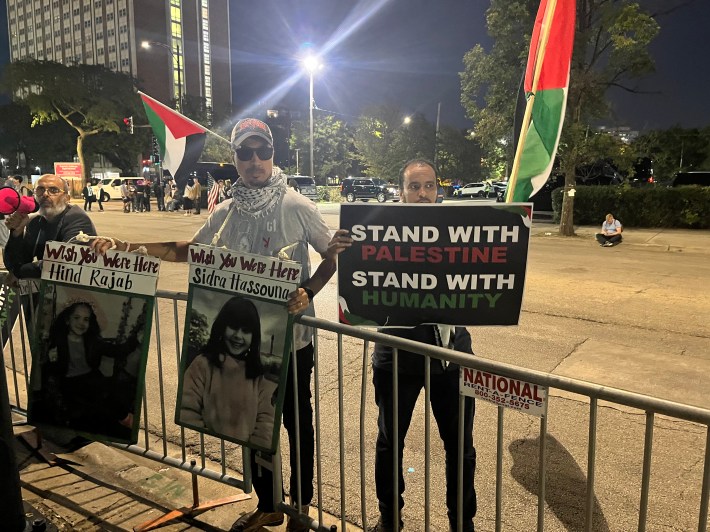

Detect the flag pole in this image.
[505,0,559,203]
[138,91,231,144]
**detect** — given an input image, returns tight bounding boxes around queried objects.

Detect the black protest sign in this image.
[338,203,532,327]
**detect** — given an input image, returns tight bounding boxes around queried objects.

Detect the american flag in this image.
[207,172,219,214]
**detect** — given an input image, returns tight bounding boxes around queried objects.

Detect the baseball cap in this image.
[231,118,273,148]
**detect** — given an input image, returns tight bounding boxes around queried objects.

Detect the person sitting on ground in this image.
[595,213,623,247]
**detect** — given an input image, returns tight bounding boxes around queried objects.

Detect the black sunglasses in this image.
[234,145,274,162]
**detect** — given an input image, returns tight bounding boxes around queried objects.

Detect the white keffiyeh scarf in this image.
[230,168,288,218]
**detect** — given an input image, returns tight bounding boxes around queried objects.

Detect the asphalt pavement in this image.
[6,199,710,531]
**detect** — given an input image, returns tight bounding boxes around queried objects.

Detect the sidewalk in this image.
[530,222,710,254]
[13,418,349,532]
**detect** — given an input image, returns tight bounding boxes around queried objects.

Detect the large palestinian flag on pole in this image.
[506,0,576,202]
[139,92,207,182]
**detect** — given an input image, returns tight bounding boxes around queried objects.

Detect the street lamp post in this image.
[294,148,300,175]
[142,40,182,111]
[302,55,322,180]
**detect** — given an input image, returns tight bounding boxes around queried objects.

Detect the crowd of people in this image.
[115,175,231,215]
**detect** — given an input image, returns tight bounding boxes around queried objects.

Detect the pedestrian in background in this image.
[154,179,165,211]
[96,181,105,212]
[120,179,132,214]
[142,180,152,212]
[82,181,95,211]
[193,178,202,214]
[183,177,196,216]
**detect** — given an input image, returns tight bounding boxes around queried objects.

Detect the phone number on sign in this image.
[475,390,543,410]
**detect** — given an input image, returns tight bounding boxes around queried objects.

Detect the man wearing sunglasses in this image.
[4,173,95,282]
[91,118,350,532]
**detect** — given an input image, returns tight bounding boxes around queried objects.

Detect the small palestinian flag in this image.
[139,92,207,181]
[507,0,575,202]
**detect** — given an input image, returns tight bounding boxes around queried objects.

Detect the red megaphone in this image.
[0,186,40,215]
[0,187,20,215]
[18,195,39,214]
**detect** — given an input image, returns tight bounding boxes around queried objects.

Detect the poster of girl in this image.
[175,288,292,452]
[28,284,153,443]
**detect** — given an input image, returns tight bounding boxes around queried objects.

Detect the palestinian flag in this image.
[139,92,207,182]
[507,0,575,202]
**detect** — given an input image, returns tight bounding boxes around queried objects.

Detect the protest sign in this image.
[27,242,160,444]
[460,367,548,417]
[175,244,300,453]
[338,203,532,326]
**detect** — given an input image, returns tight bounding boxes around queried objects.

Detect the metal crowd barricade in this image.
[3,285,710,531]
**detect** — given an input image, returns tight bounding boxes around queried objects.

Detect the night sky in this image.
[228,0,710,132]
[0,1,707,132]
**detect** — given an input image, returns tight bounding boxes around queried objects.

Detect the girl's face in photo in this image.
[68,306,91,337]
[223,325,253,356]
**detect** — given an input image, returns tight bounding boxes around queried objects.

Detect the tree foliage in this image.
[436,126,484,184]
[460,0,660,235]
[633,127,710,182]
[290,114,355,183]
[353,106,436,181]
[460,0,537,173]
[0,102,76,176]
[1,59,143,183]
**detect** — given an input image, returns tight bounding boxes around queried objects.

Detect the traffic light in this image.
[123,116,133,134]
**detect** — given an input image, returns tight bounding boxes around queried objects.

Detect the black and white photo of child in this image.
[176,287,291,450]
[28,285,150,443]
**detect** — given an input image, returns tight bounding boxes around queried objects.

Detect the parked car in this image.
[452,182,487,197]
[493,182,508,202]
[672,171,710,187]
[287,176,318,200]
[340,177,399,202]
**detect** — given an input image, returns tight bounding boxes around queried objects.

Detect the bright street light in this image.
[403,116,412,125]
[301,54,323,181]
[142,40,182,111]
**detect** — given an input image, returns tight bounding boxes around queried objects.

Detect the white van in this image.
[92,177,142,200]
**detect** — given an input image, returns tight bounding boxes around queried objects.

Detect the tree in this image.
[2,59,143,184]
[437,127,484,184]
[461,0,660,235]
[290,114,355,183]
[0,102,76,175]
[83,129,150,176]
[460,0,537,174]
[353,106,435,181]
[633,127,710,182]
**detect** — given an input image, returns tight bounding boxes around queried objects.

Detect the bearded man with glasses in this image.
[91,118,350,532]
[4,173,95,282]
[2,173,96,347]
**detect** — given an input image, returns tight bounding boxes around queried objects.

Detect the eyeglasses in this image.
[406,182,437,191]
[34,186,64,196]
[234,145,274,162]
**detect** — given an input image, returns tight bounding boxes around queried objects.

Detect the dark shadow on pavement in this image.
[509,434,610,532]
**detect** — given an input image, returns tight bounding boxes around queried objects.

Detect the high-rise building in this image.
[4,0,231,115]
